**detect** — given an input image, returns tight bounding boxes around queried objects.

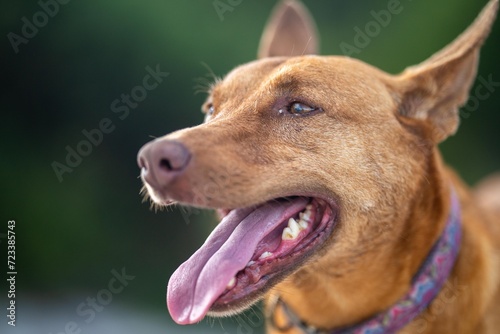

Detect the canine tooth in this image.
[227,277,236,289]
[259,252,273,260]
[247,261,256,267]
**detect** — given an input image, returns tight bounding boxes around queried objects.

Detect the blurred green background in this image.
[1,0,499,333]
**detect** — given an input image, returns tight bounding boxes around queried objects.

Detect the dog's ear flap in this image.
[258,0,319,58]
[394,0,498,143]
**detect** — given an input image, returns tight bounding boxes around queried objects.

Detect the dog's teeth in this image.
[281,218,307,240]
[299,211,311,222]
[299,219,308,230]
[259,252,273,260]
[247,261,256,267]
[282,226,300,240]
[288,218,300,234]
[299,205,313,221]
[226,277,236,290]
[282,227,294,240]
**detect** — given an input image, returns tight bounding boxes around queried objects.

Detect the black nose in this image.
[137,140,191,188]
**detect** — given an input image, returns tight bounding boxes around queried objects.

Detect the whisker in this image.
[301,36,313,56]
[193,62,222,95]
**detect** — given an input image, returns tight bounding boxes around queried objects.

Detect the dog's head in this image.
[137,0,498,325]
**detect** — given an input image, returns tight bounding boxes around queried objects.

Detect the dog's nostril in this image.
[159,158,173,171]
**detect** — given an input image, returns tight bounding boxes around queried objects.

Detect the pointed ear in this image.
[258,0,319,58]
[394,0,498,143]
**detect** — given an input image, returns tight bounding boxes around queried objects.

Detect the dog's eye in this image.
[204,103,215,122]
[288,102,317,115]
[203,103,215,116]
[207,104,215,116]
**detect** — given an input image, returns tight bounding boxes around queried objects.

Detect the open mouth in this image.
[167,196,337,325]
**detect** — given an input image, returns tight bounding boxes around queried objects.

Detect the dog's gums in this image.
[166,196,337,324]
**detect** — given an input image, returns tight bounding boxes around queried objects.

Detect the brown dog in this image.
[137,0,500,333]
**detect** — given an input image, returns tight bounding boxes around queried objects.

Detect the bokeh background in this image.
[2,0,499,333]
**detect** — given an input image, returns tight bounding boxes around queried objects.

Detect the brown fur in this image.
[139,1,500,332]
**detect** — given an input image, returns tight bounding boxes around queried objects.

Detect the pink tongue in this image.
[167,197,308,324]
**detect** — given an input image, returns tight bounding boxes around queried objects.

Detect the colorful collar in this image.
[268,189,462,334]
